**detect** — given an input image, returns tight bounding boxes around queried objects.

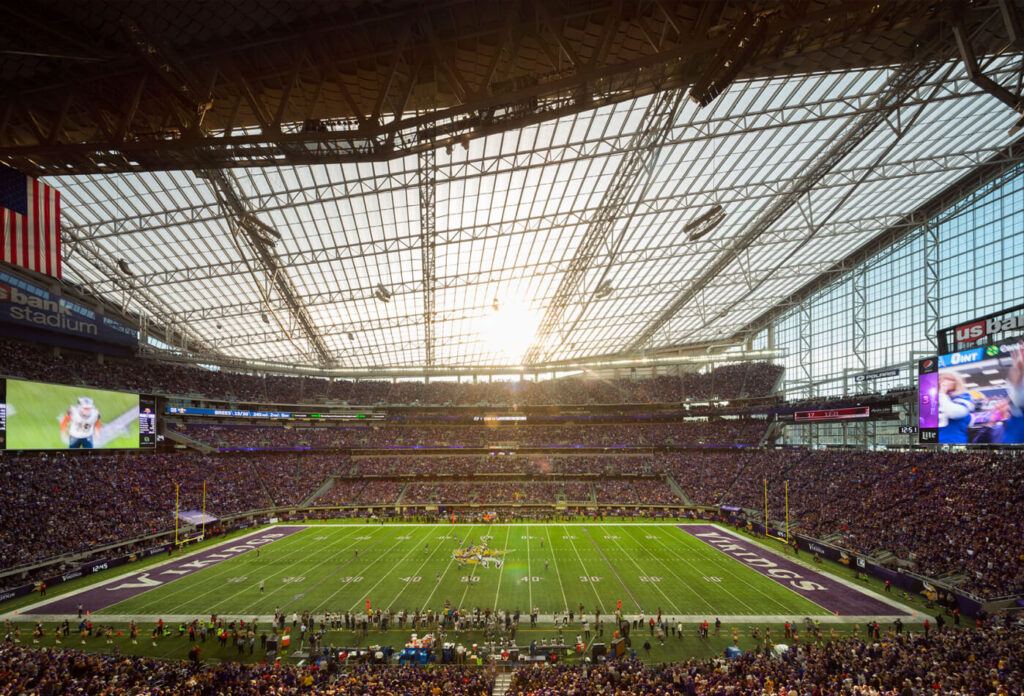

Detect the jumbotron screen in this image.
[919,338,1024,445]
[0,379,155,450]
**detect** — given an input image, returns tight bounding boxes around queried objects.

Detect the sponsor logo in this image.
[61,570,83,582]
[0,285,71,315]
[986,313,1024,336]
[986,344,1000,357]
[923,359,934,369]
[90,562,109,574]
[955,321,986,344]
[0,590,16,602]
[938,348,984,368]
[808,543,827,555]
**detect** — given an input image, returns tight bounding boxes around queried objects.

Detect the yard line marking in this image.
[380,525,455,611]
[542,525,570,615]
[616,526,725,613]
[492,525,512,611]
[341,525,439,613]
[455,523,493,611]
[562,525,606,613]
[126,527,359,615]
[580,527,639,611]
[597,525,683,614]
[242,527,380,614]
[626,525,783,614]
[421,524,482,611]
[525,524,533,611]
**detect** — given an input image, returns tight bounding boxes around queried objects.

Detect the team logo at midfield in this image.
[453,544,509,569]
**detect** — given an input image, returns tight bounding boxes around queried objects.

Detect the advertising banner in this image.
[0,270,137,347]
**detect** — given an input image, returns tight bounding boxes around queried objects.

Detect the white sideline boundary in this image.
[1,522,931,624]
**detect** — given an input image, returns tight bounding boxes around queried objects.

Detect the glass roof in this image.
[54,56,1023,371]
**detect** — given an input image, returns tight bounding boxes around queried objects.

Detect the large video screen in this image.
[919,339,1024,445]
[2,379,155,450]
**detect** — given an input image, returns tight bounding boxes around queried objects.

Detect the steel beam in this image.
[523,86,687,365]
[199,168,335,366]
[419,148,438,366]
[626,46,949,354]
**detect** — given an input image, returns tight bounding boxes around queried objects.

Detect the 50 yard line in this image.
[492,524,512,610]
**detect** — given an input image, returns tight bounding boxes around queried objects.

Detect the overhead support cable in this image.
[626,43,952,354]
[419,148,438,367]
[522,85,689,365]
[199,168,335,366]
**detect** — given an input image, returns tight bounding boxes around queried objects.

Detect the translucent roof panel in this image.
[53,55,1024,370]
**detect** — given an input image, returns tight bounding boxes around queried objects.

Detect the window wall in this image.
[759,162,1024,446]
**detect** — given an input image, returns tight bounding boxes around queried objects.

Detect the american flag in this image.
[0,166,62,279]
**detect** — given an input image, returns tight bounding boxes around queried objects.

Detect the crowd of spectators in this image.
[507,619,1023,696]
[0,644,494,695]
[0,452,272,574]
[172,425,359,449]
[313,480,406,506]
[171,420,767,449]
[353,455,687,476]
[0,452,351,576]
[0,338,782,404]
[248,453,349,506]
[682,361,783,399]
[677,449,1024,598]
[2,617,1021,694]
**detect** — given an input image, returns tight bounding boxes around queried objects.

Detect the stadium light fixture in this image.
[594,280,614,298]
[684,204,726,241]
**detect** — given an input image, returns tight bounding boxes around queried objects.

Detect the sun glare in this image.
[483,301,541,362]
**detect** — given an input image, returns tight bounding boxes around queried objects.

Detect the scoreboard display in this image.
[0,378,156,451]
[919,337,1024,445]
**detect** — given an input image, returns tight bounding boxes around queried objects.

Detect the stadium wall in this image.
[753,162,1024,445]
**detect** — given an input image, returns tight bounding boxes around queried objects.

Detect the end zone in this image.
[6,526,308,619]
[679,525,921,619]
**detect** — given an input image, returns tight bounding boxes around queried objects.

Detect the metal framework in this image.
[419,148,438,366]
[3,1,1000,176]
[524,85,687,365]
[3,0,1024,373]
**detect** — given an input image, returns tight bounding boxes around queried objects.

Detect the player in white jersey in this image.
[61,397,101,449]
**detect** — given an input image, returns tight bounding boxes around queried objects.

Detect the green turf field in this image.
[6,379,139,449]
[105,524,824,619]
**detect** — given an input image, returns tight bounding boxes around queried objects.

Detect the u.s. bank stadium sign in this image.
[940,303,1024,353]
[0,271,137,348]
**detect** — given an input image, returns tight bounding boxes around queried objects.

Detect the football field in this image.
[21,523,908,624]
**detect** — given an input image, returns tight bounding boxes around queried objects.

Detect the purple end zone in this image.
[679,525,906,616]
[25,526,308,615]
